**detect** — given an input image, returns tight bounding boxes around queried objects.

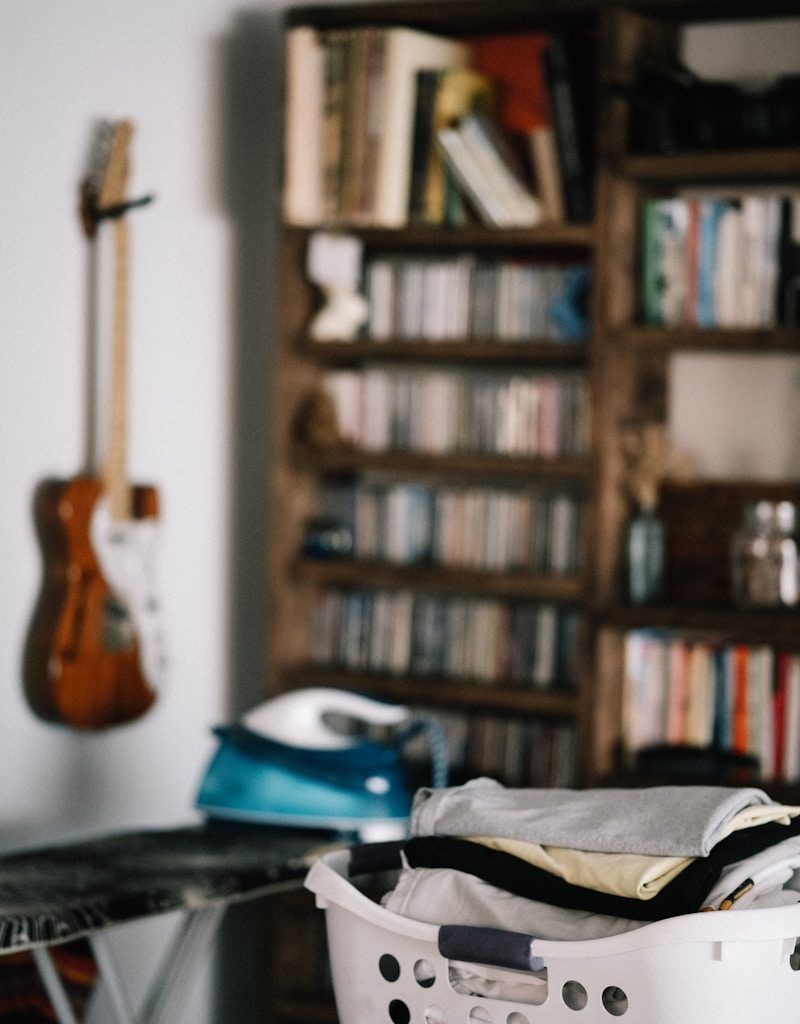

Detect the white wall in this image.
[0,1,284,1020]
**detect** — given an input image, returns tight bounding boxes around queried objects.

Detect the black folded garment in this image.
[404,814,800,921]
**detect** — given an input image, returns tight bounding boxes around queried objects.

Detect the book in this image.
[408,67,493,225]
[731,644,749,756]
[321,30,351,222]
[641,198,689,325]
[683,198,701,326]
[458,113,544,226]
[665,636,690,745]
[542,33,595,223]
[528,126,566,223]
[783,655,800,782]
[372,27,470,227]
[282,27,325,224]
[713,199,743,327]
[437,124,516,227]
[339,29,377,222]
[776,194,800,327]
[696,198,727,327]
[471,32,566,222]
[774,649,789,780]
[408,69,444,223]
[437,114,543,228]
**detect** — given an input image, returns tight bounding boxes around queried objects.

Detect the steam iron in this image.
[195,688,448,841]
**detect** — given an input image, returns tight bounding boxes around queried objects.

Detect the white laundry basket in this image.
[305,842,800,1024]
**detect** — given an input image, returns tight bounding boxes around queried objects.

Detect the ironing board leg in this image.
[89,934,136,1024]
[31,947,80,1024]
[31,906,224,1024]
[136,906,225,1024]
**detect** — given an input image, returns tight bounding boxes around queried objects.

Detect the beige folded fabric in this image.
[469,803,800,900]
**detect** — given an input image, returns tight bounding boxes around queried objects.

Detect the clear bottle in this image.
[731,500,799,608]
[627,505,665,605]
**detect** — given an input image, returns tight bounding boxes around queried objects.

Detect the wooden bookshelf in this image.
[264,0,800,1018]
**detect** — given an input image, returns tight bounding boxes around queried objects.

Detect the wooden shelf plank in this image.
[616,325,800,353]
[297,557,584,601]
[601,604,800,645]
[283,222,595,250]
[287,0,599,34]
[617,0,800,19]
[282,665,581,717]
[298,339,590,365]
[620,147,800,185]
[293,446,592,481]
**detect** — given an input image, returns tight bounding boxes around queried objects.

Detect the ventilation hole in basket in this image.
[602,986,628,1015]
[389,999,411,1024]
[380,954,401,982]
[791,939,800,972]
[507,1014,531,1024]
[424,1005,447,1024]
[468,1007,493,1023]
[562,980,588,1011]
[414,959,436,987]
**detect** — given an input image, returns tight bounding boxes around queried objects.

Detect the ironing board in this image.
[0,821,337,1024]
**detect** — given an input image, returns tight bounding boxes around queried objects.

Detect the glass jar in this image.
[730,500,799,608]
[627,506,665,605]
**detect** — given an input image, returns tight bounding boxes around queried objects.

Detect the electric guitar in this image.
[23,121,166,728]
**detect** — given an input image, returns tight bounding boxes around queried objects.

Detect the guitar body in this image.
[24,475,161,729]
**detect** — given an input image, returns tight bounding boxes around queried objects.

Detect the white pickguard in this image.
[89,497,168,690]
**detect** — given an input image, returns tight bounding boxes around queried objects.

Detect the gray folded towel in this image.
[411,778,773,857]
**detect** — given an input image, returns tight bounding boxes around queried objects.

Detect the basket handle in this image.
[438,924,544,972]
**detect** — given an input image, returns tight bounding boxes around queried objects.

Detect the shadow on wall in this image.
[220,8,282,719]
[214,9,283,1024]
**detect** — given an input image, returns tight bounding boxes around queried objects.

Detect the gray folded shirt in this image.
[411,778,773,857]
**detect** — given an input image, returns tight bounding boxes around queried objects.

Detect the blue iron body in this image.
[195,723,412,837]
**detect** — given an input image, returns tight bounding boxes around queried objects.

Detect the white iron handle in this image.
[243,688,409,749]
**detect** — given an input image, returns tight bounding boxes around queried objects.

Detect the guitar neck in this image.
[103,213,131,521]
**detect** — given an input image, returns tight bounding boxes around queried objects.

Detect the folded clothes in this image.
[468,836,692,900]
[467,801,800,900]
[382,857,800,944]
[702,834,800,911]
[411,778,794,857]
[403,812,800,921]
[382,862,645,941]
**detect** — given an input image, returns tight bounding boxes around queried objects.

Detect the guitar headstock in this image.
[97,120,133,209]
[80,119,135,238]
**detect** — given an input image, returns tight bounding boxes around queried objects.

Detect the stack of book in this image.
[623,630,800,782]
[322,368,588,457]
[283,25,596,228]
[364,254,591,341]
[318,481,584,574]
[311,589,581,689]
[641,192,800,328]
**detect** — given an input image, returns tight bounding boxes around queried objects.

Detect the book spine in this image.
[408,69,441,224]
[457,114,543,227]
[436,125,514,227]
[282,27,325,225]
[776,195,800,328]
[543,34,594,223]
